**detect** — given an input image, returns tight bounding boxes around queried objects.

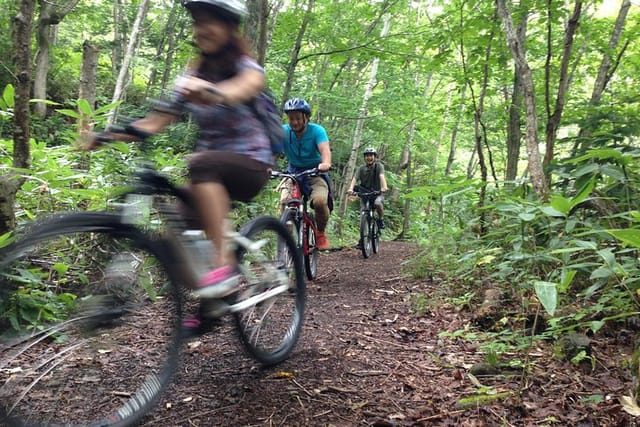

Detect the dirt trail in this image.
[143,241,637,427]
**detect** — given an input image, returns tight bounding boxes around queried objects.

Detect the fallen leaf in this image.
[274,371,295,379]
[620,395,640,416]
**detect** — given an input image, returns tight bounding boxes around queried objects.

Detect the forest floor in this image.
[142,240,639,426]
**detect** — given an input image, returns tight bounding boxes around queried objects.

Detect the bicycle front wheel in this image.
[372,217,380,254]
[233,215,305,366]
[303,212,318,280]
[278,208,300,277]
[0,212,182,427]
[360,213,372,258]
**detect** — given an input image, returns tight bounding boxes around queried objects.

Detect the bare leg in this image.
[191,181,234,267]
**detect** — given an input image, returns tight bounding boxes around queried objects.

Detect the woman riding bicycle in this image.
[83,0,271,323]
[347,147,388,229]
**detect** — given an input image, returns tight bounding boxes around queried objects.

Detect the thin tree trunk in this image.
[145,3,179,98]
[79,40,99,132]
[398,121,414,241]
[574,0,631,154]
[461,5,496,232]
[32,0,79,117]
[497,0,547,198]
[0,0,35,234]
[108,0,151,125]
[281,0,314,107]
[505,13,527,182]
[337,15,391,226]
[112,0,124,76]
[543,1,582,171]
[445,85,466,176]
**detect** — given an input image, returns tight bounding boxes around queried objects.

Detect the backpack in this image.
[251,91,285,156]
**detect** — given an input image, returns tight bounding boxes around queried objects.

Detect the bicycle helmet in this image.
[283,98,311,116]
[363,147,377,156]
[182,0,248,21]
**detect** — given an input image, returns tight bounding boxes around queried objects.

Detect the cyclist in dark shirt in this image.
[347,147,388,229]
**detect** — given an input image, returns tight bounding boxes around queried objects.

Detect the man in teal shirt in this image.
[280,98,332,250]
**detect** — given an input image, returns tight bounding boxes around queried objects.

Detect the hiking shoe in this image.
[193,265,240,298]
[316,232,330,250]
[377,219,385,229]
[180,314,220,339]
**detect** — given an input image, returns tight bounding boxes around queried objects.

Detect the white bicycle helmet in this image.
[183,0,248,20]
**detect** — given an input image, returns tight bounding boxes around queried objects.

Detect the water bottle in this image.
[181,230,214,279]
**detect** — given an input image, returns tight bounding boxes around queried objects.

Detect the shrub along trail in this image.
[143,241,636,426]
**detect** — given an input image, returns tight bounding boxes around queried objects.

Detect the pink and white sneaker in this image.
[193,265,240,298]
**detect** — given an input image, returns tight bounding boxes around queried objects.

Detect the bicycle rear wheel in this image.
[360,213,372,258]
[233,215,305,366]
[0,212,182,427]
[303,213,318,280]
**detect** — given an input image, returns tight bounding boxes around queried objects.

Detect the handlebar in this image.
[270,168,320,182]
[351,190,382,198]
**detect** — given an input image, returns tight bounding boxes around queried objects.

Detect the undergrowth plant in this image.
[411,145,640,362]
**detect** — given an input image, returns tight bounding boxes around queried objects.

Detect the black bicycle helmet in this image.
[363,147,377,156]
[283,98,311,116]
[182,0,248,22]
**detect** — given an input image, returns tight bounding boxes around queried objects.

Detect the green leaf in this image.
[589,320,605,333]
[518,213,536,222]
[550,195,571,215]
[77,99,93,115]
[607,229,640,249]
[52,263,69,276]
[590,267,612,280]
[534,281,557,316]
[569,178,595,210]
[57,108,81,119]
[3,84,14,108]
[540,206,566,217]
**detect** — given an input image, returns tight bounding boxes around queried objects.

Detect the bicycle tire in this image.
[278,208,300,276]
[0,212,183,427]
[360,213,372,258]
[303,212,318,280]
[372,217,380,254]
[233,215,306,366]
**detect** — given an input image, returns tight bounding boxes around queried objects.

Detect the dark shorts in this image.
[187,150,270,202]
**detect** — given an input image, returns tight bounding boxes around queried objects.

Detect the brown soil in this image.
[141,241,639,426]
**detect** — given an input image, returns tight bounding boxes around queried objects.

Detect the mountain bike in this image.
[0,129,305,427]
[352,189,382,259]
[271,169,321,280]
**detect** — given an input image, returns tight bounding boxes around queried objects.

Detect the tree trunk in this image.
[398,120,414,241]
[145,2,179,98]
[281,0,314,107]
[108,0,151,125]
[574,0,631,154]
[505,14,526,182]
[112,0,124,76]
[246,0,269,65]
[461,5,496,232]
[79,40,99,132]
[337,15,391,225]
[445,85,466,176]
[0,0,35,234]
[497,0,547,199]
[543,1,582,172]
[32,0,79,117]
